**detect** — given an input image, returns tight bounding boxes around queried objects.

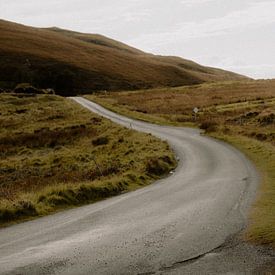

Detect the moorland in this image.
[87,79,275,246]
[0,93,176,225]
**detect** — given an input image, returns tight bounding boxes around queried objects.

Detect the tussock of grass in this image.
[146,156,175,176]
[0,93,176,225]
[90,79,275,247]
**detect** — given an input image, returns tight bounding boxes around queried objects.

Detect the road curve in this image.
[0,97,274,274]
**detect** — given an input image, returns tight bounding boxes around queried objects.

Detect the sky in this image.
[1,0,275,79]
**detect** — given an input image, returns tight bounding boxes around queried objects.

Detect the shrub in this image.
[146,156,172,176]
[258,113,275,126]
[200,120,218,132]
[92,136,109,146]
[14,83,43,94]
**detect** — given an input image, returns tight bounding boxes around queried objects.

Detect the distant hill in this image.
[0,19,248,95]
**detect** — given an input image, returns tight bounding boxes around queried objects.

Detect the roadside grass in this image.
[84,95,186,126]
[88,79,275,247]
[211,134,275,246]
[0,93,176,226]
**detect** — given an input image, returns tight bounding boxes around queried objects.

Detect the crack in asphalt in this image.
[159,254,204,272]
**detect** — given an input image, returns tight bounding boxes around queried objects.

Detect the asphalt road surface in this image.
[0,97,274,274]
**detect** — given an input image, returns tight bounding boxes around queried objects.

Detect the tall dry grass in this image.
[0,93,176,224]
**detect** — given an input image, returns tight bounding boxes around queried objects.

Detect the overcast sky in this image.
[1,0,275,79]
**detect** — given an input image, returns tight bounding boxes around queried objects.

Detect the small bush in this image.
[200,120,218,132]
[14,83,43,94]
[92,136,109,146]
[258,113,275,126]
[146,156,172,176]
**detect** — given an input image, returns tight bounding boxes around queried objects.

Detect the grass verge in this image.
[211,134,275,247]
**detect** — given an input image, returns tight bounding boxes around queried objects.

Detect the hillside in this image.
[0,19,247,95]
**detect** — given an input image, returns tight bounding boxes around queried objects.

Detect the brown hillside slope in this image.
[0,19,247,95]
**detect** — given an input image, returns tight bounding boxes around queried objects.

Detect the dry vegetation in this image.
[88,79,275,247]
[0,93,176,225]
[0,19,246,95]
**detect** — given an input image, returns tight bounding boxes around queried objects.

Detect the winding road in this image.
[0,97,274,274]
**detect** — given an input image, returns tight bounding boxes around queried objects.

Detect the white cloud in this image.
[224,64,275,79]
[180,0,215,6]
[129,1,275,45]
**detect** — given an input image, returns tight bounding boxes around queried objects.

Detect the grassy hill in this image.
[0,19,247,95]
[0,93,176,225]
